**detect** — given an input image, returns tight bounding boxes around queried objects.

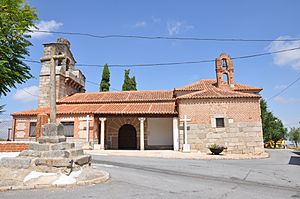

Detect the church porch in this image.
[93,115,179,151]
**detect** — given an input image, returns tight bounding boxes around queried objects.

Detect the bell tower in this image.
[38,38,85,107]
[215,53,234,89]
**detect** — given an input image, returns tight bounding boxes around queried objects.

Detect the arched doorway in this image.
[118,124,137,150]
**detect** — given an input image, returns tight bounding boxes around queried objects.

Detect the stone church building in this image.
[12,38,264,154]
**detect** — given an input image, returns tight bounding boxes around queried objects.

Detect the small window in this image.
[29,122,36,137]
[57,52,63,66]
[61,122,74,137]
[223,73,229,84]
[66,59,70,71]
[216,118,225,128]
[222,59,227,69]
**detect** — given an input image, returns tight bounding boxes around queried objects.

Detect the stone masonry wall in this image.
[106,117,147,149]
[39,75,66,107]
[38,41,85,108]
[178,98,264,154]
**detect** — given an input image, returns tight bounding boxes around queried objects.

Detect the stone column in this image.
[172,117,179,151]
[49,55,56,123]
[85,115,92,143]
[138,117,146,151]
[99,118,106,150]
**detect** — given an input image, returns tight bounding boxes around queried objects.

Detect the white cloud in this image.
[29,20,63,39]
[13,86,39,102]
[134,21,147,28]
[167,21,183,35]
[267,36,300,70]
[167,21,194,36]
[273,96,299,104]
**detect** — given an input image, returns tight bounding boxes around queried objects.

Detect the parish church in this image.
[11,38,264,154]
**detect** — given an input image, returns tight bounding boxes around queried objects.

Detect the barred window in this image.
[61,122,74,137]
[29,122,36,137]
[216,118,225,128]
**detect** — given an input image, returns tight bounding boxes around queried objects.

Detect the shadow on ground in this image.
[289,151,300,166]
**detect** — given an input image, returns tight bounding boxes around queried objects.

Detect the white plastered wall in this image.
[147,118,173,146]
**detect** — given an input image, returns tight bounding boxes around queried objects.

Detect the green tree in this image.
[289,127,300,147]
[131,76,137,91]
[0,0,38,96]
[122,69,131,91]
[260,99,287,148]
[99,64,110,92]
[122,69,137,91]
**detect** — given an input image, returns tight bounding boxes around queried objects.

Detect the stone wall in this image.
[38,39,85,107]
[183,122,264,154]
[178,98,264,154]
[106,117,146,149]
[38,76,50,107]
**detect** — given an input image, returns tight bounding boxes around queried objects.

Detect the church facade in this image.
[11,38,264,154]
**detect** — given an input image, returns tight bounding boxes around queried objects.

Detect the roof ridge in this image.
[57,99,176,104]
[177,86,260,100]
[175,79,263,92]
[176,90,208,99]
[175,79,216,91]
[70,90,173,95]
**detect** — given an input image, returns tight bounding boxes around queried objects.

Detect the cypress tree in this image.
[122,69,131,91]
[99,64,110,92]
[131,76,137,90]
[122,69,137,91]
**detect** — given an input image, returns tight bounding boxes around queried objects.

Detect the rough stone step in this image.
[50,142,75,150]
[74,155,91,166]
[35,155,91,168]
[29,142,75,151]
[29,143,50,151]
[40,150,70,158]
[0,157,33,169]
[19,150,41,157]
[35,158,72,168]
[39,136,66,144]
[68,149,84,157]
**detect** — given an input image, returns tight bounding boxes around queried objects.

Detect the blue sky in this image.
[1,0,300,131]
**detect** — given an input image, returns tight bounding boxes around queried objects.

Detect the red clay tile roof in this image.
[12,80,262,116]
[12,102,177,116]
[176,79,262,92]
[233,83,263,91]
[58,90,174,104]
[177,86,260,99]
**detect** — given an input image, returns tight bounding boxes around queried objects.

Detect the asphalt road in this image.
[1,149,299,199]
